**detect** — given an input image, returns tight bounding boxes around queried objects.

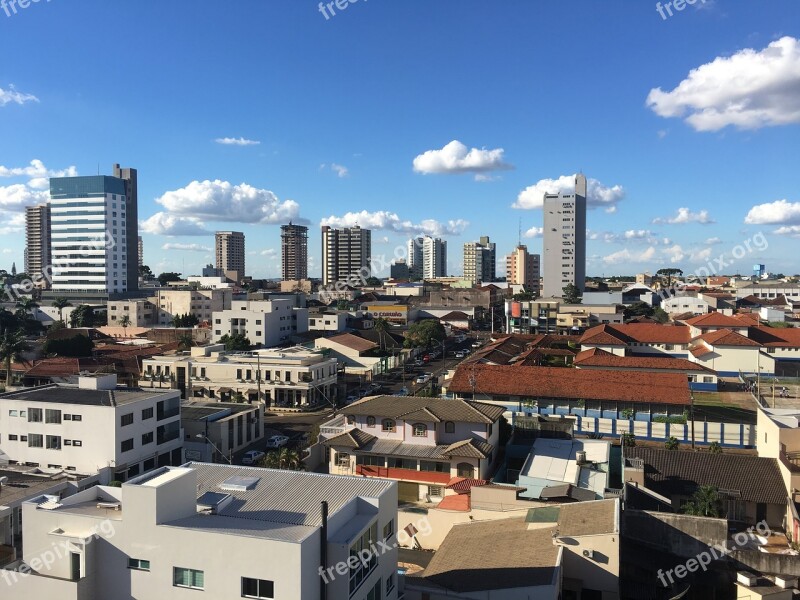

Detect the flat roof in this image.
[0,385,175,407]
[0,470,75,508]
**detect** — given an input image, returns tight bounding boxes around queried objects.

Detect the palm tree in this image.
[0,330,31,389]
[177,333,193,351]
[373,318,389,352]
[683,485,724,518]
[259,448,302,471]
[16,297,38,321]
[119,315,132,339]
[0,308,21,336]
[51,297,72,324]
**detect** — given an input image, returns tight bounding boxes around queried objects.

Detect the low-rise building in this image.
[181,401,265,463]
[212,299,309,347]
[156,288,232,327]
[662,295,710,315]
[107,299,156,327]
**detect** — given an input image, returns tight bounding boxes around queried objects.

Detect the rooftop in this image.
[341,395,505,424]
[580,323,693,346]
[557,498,618,536]
[574,347,714,373]
[0,384,175,407]
[0,469,78,508]
[181,401,257,422]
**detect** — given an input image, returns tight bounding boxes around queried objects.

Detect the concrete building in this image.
[463,236,496,284]
[407,237,424,280]
[321,225,371,287]
[137,235,143,268]
[211,299,308,348]
[505,244,540,294]
[662,295,710,315]
[542,173,587,297]
[422,236,447,279]
[215,231,245,283]
[505,298,560,334]
[390,259,410,280]
[49,175,131,294]
[0,375,182,483]
[112,164,139,292]
[186,275,233,290]
[1,463,398,600]
[24,204,50,289]
[181,401,265,463]
[107,298,156,327]
[280,222,308,281]
[155,288,233,326]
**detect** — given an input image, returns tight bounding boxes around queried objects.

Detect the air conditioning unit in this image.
[582,549,594,559]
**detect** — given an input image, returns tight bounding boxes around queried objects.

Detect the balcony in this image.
[356,465,451,485]
[157,427,181,446]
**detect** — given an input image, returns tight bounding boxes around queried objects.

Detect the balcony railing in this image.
[157,407,180,421]
[356,465,451,485]
[157,428,181,445]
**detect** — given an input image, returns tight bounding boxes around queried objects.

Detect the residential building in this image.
[215,231,245,283]
[155,288,232,326]
[2,463,398,600]
[321,395,505,502]
[735,283,800,301]
[406,237,424,280]
[505,298,560,334]
[463,235,495,284]
[542,173,587,297]
[389,259,409,280]
[422,236,447,279]
[755,406,800,531]
[662,295,710,315]
[186,275,233,290]
[49,175,130,294]
[211,299,308,348]
[24,204,50,288]
[137,235,143,268]
[280,222,308,281]
[0,375,182,483]
[181,400,265,463]
[505,244,540,294]
[112,163,139,292]
[308,311,348,332]
[556,303,625,331]
[635,273,653,286]
[107,298,156,327]
[321,225,371,287]
[142,344,337,408]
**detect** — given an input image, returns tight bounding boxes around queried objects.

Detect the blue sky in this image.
[1,0,799,279]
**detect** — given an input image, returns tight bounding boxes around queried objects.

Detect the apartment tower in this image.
[463,236,496,284]
[407,237,424,280]
[215,231,246,283]
[542,173,587,297]
[24,204,51,288]
[112,164,139,292]
[321,225,371,287]
[506,245,541,295]
[280,223,308,281]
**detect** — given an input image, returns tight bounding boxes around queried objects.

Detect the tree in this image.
[373,318,390,352]
[43,335,94,358]
[365,277,382,287]
[404,320,446,349]
[656,268,683,288]
[139,264,154,280]
[51,297,72,323]
[620,432,636,447]
[171,313,200,328]
[219,333,252,351]
[652,307,669,324]
[157,272,183,285]
[562,283,582,304]
[231,392,246,404]
[119,314,132,338]
[177,333,194,351]
[513,290,536,301]
[0,330,31,388]
[259,447,303,471]
[69,305,96,328]
[708,441,723,454]
[0,308,21,335]
[682,485,724,518]
[15,297,38,320]
[665,436,680,450]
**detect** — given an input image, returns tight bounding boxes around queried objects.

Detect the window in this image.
[73,440,82,447]
[142,432,154,445]
[457,462,475,478]
[8,434,18,441]
[412,423,427,437]
[128,558,150,571]
[365,580,382,600]
[419,461,447,472]
[383,520,394,540]
[382,419,395,432]
[64,440,72,446]
[28,434,43,448]
[8,410,17,417]
[64,414,72,421]
[174,568,204,590]
[356,455,384,467]
[366,416,376,428]
[121,439,134,453]
[46,435,62,450]
[142,407,154,420]
[385,573,395,595]
[28,408,43,423]
[428,485,444,497]
[444,421,455,433]
[121,413,134,427]
[241,577,274,599]
[349,522,378,595]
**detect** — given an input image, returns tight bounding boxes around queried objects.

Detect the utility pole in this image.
[690,391,695,450]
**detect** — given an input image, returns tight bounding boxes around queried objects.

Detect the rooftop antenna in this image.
[518,217,522,247]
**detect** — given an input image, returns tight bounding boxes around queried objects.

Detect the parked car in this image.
[241,450,265,465]
[265,435,290,449]
[416,374,430,384]
[455,351,465,359]
[414,359,424,367]
[396,387,409,396]
[471,341,482,348]
[346,394,360,404]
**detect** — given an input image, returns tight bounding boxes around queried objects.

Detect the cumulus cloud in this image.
[161,243,212,252]
[523,226,543,238]
[775,225,800,238]
[652,207,715,225]
[260,248,278,257]
[0,159,78,181]
[705,236,722,245]
[413,140,512,180]
[0,85,38,107]
[321,210,468,237]
[215,137,261,146]
[744,199,800,224]
[646,36,800,131]
[602,247,657,265]
[0,184,48,211]
[513,174,625,213]
[320,163,349,178]
[139,213,209,236]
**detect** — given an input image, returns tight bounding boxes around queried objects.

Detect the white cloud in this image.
[0,85,38,107]
[744,199,800,225]
[624,229,652,240]
[662,244,686,263]
[331,163,349,178]
[140,213,209,236]
[1,248,12,254]
[652,207,715,225]
[161,243,212,252]
[413,140,512,180]
[646,36,800,131]
[513,174,625,213]
[602,247,657,265]
[153,180,302,225]
[260,248,277,257]
[775,225,800,238]
[705,236,722,245]
[657,129,669,139]
[0,184,48,211]
[0,159,78,181]
[523,226,543,238]
[215,137,261,146]
[321,210,468,237]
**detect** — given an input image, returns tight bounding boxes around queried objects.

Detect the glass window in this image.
[444,421,455,433]
[382,419,395,432]
[142,432,154,445]
[366,416,376,428]
[28,434,43,448]
[121,439,134,452]
[8,410,17,417]
[121,413,134,427]
[142,407,154,420]
[383,519,394,540]
[241,577,274,599]
[72,414,82,422]
[174,568,204,590]
[128,558,150,571]
[28,408,43,423]
[46,435,61,450]
[412,423,427,437]
[349,522,378,595]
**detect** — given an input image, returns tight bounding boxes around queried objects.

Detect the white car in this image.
[241,450,265,465]
[455,351,465,359]
[415,374,430,384]
[265,435,290,449]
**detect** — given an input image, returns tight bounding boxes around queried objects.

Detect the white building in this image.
[542,174,587,298]
[0,375,182,483]
[662,295,709,315]
[155,288,233,326]
[49,175,130,294]
[463,236,496,284]
[107,299,156,327]
[2,463,398,600]
[308,311,349,332]
[186,275,234,290]
[212,299,308,347]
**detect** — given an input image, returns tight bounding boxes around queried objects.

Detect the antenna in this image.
[518,217,522,247]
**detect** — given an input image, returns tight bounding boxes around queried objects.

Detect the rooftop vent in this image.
[737,572,758,587]
[219,476,260,492]
[197,491,233,514]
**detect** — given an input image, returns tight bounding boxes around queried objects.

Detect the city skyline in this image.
[1,2,798,280]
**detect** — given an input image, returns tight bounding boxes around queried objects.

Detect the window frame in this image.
[241,577,275,599]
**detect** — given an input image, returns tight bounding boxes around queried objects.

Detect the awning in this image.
[217,387,232,393]
[246,389,260,395]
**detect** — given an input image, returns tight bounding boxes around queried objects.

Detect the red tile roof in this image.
[748,326,800,347]
[436,494,471,511]
[325,333,378,353]
[697,329,760,347]
[580,323,692,345]
[683,312,747,328]
[446,477,488,493]
[448,364,691,405]
[574,348,714,373]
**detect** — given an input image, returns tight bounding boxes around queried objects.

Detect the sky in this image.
[1,0,799,280]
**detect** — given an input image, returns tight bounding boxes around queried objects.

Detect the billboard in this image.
[367,305,408,324]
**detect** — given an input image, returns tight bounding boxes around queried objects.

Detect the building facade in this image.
[505,244,540,294]
[24,204,51,288]
[542,173,587,297]
[321,225,372,287]
[463,236,496,284]
[422,236,447,279]
[215,231,245,283]
[155,288,233,326]
[407,237,424,280]
[280,223,308,281]
[112,163,139,292]
[211,299,309,348]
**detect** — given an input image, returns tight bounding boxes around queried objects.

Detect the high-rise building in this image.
[321,225,371,287]
[407,237,424,280]
[49,175,130,293]
[390,259,410,280]
[215,231,246,283]
[137,235,143,268]
[112,164,138,292]
[24,204,51,288]
[463,236,496,284]
[422,236,447,279]
[506,245,540,295]
[280,223,308,281]
[542,173,587,297]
